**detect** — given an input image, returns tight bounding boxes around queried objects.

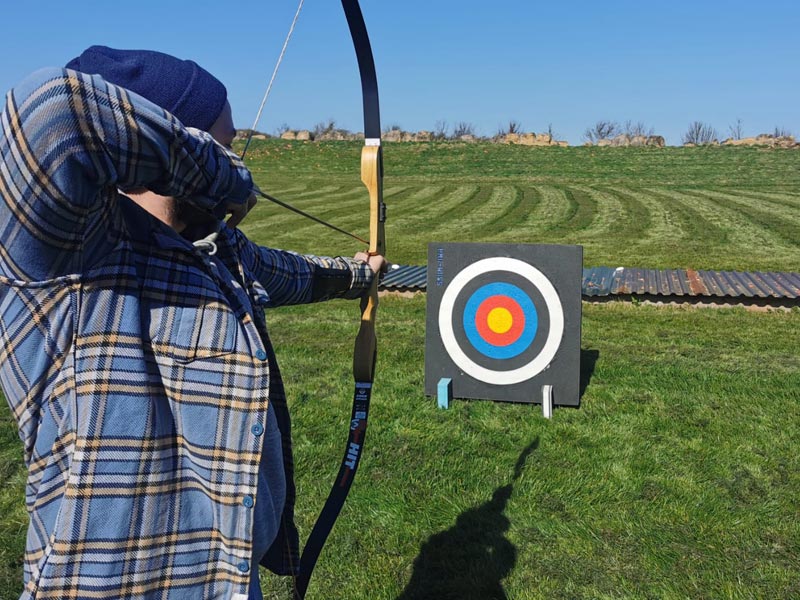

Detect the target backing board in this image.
[425,243,583,406]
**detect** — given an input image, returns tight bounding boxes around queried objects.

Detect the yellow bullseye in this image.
[486,307,513,334]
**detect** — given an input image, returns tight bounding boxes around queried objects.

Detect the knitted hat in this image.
[66,45,227,131]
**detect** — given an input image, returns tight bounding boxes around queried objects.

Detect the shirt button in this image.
[238,561,250,573]
[255,349,267,361]
[243,495,254,508]
[251,423,264,436]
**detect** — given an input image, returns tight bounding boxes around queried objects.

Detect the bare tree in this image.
[728,118,744,140]
[622,120,654,138]
[682,121,719,145]
[383,123,403,134]
[583,120,619,143]
[433,120,449,140]
[312,119,337,139]
[452,121,476,138]
[275,123,291,136]
[496,120,523,137]
[773,126,792,138]
[547,123,559,140]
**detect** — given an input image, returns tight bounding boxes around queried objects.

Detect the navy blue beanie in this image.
[66,45,227,131]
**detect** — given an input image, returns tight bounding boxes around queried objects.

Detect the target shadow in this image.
[396,439,539,600]
[579,348,600,399]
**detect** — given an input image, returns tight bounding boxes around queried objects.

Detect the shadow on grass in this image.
[396,439,539,600]
[580,348,599,399]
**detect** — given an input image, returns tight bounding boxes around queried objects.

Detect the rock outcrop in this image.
[722,134,798,148]
[496,132,568,146]
[588,134,665,147]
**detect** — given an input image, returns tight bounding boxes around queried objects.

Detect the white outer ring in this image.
[438,257,564,385]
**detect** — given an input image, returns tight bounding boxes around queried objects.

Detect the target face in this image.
[439,257,565,385]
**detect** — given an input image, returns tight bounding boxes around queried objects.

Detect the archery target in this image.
[439,257,564,386]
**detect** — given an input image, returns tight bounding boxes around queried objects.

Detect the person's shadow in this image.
[396,439,539,600]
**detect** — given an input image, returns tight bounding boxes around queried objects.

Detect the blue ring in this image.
[462,282,538,359]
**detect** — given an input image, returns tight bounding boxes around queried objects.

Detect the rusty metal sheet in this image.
[741,272,778,297]
[581,266,618,296]
[686,269,709,295]
[759,272,800,297]
[380,264,800,301]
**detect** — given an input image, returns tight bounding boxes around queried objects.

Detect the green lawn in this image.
[240,141,800,271]
[263,299,800,599]
[0,143,798,599]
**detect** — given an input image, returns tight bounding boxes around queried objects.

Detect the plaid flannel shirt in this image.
[0,68,372,599]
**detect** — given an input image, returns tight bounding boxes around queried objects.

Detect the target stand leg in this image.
[438,378,453,409]
[542,385,553,419]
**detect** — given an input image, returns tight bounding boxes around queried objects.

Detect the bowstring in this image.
[241,0,306,160]
[237,0,371,249]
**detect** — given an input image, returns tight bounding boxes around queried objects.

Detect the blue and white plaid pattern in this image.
[0,68,371,599]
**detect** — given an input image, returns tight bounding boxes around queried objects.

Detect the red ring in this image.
[475,295,525,347]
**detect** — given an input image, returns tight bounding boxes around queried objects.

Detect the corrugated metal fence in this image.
[380,264,800,303]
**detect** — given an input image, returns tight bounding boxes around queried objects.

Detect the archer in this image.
[0,45,384,599]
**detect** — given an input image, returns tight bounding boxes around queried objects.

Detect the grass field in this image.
[241,142,800,272]
[0,142,798,599]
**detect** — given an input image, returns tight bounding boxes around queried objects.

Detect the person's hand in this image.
[225,191,258,229]
[354,251,386,275]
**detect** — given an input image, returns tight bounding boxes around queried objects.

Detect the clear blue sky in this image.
[1,1,797,145]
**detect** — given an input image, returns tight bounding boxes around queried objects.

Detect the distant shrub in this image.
[584,120,619,143]
[622,120,654,138]
[433,120,449,140]
[773,126,792,138]
[496,120,523,136]
[728,118,744,140]
[682,121,719,145]
[451,121,476,138]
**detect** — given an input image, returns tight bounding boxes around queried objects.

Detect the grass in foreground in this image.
[254,297,799,599]
[1,300,797,599]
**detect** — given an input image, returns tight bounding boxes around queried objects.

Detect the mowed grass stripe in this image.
[557,187,655,267]
[386,185,446,212]
[650,188,764,247]
[274,183,408,215]
[391,184,480,232]
[387,182,484,261]
[246,182,365,237]
[271,182,348,200]
[244,184,412,251]
[426,185,495,239]
[697,188,800,225]
[640,188,728,246]
[601,187,725,268]
[258,180,410,214]
[721,189,800,210]
[681,189,800,247]
[559,187,598,233]
[242,185,362,234]
[647,188,798,270]
[256,182,313,198]
[241,184,375,253]
[459,185,529,241]
[383,185,482,263]
[528,186,574,230]
[599,187,656,241]
[481,186,543,242]
[567,186,644,241]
